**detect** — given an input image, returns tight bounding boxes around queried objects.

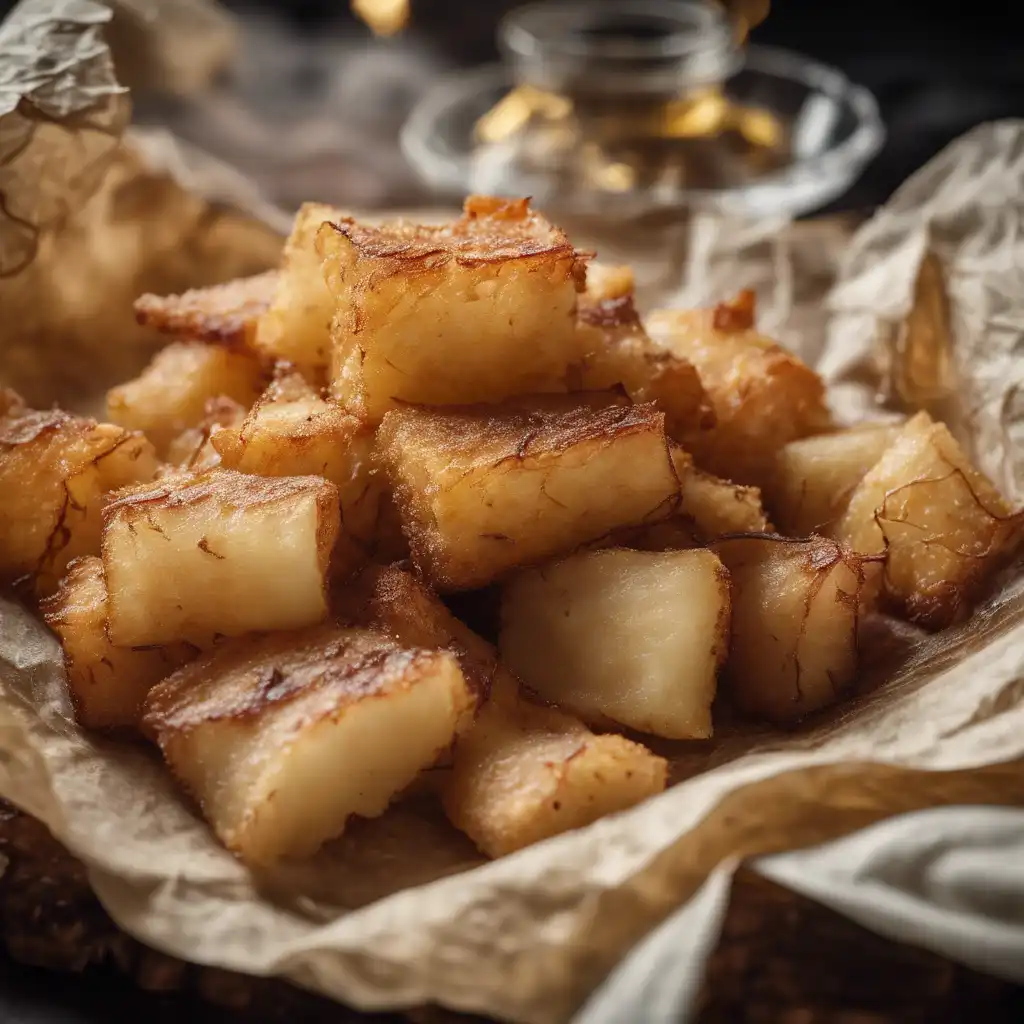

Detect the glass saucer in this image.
[402,45,885,219]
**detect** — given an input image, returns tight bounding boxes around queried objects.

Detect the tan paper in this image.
[1,4,1024,1020]
[0,0,282,409]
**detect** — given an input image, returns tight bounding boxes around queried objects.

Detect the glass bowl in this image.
[402,44,885,220]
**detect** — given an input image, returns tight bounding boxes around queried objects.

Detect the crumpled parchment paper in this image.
[0,0,282,409]
[577,803,1024,1023]
[1,3,1024,1022]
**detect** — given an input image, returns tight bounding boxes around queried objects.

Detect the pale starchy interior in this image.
[2,196,1019,864]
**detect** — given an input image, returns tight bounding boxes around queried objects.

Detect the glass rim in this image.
[499,0,737,64]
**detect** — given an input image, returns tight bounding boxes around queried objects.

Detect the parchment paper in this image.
[1,3,1024,1022]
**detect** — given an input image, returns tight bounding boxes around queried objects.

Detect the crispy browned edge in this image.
[379,400,679,590]
[2,402,155,587]
[101,470,341,602]
[870,467,1024,631]
[712,533,881,722]
[133,271,278,349]
[142,630,448,736]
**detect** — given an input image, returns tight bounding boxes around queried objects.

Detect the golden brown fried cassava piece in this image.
[106,341,265,455]
[713,535,880,723]
[0,391,159,596]
[573,277,714,441]
[646,291,831,487]
[348,565,667,857]
[317,196,587,421]
[671,447,771,541]
[767,423,902,537]
[211,369,385,577]
[41,557,195,730]
[500,548,730,739]
[376,396,680,590]
[134,272,277,350]
[443,678,668,858]
[164,397,248,474]
[583,262,636,303]
[586,449,770,552]
[102,470,339,646]
[253,203,346,374]
[835,411,1021,631]
[142,624,473,865]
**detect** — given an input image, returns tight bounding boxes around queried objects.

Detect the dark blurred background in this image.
[214,0,1022,212]
[3,0,1020,213]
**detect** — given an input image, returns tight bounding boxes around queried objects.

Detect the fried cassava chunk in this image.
[164,397,248,474]
[346,564,666,857]
[0,393,159,595]
[500,548,729,739]
[583,262,636,303]
[714,535,879,723]
[253,203,345,374]
[143,625,473,864]
[317,196,587,421]
[211,370,384,577]
[442,677,668,858]
[134,272,277,350]
[103,470,339,646]
[106,341,265,454]
[343,564,494,706]
[573,285,714,441]
[767,423,901,537]
[41,557,194,730]
[671,447,771,541]
[646,291,830,487]
[588,448,770,552]
[834,411,1020,630]
[377,396,680,590]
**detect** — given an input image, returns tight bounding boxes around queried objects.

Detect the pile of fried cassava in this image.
[1,197,1019,864]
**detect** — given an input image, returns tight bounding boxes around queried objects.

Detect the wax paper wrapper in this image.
[2,3,1024,1021]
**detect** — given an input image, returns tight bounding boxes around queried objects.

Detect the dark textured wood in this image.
[695,866,1024,1023]
[0,801,402,1022]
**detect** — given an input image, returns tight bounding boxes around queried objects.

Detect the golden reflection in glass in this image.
[352,0,411,37]
[474,2,785,196]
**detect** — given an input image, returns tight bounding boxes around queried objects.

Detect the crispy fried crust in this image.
[317,197,588,420]
[105,341,267,455]
[210,369,388,578]
[647,293,831,486]
[836,411,1022,630]
[326,196,579,275]
[164,396,248,473]
[143,626,441,733]
[134,272,277,350]
[0,396,158,592]
[441,687,667,858]
[143,625,472,863]
[672,447,772,540]
[252,203,346,373]
[714,534,879,723]
[378,396,680,589]
[342,564,496,703]
[40,556,194,730]
[573,289,715,439]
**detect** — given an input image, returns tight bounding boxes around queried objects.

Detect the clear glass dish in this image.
[402,44,885,220]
